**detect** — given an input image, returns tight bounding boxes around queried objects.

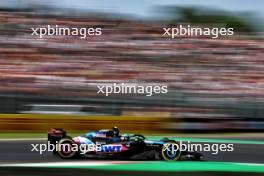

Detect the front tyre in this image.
[161,141,181,161]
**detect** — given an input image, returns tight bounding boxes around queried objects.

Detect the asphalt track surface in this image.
[0,139,263,176]
[0,139,263,164]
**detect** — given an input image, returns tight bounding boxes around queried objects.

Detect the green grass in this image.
[148,137,264,145]
[0,132,263,140]
[0,132,264,145]
[0,132,82,139]
[0,131,264,140]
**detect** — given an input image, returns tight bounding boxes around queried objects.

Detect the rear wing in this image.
[47,128,66,145]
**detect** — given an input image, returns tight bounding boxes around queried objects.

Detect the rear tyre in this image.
[57,138,78,159]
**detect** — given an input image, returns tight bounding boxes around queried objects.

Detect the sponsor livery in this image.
[97,144,123,152]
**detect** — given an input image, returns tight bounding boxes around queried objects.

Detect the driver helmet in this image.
[112,126,119,136]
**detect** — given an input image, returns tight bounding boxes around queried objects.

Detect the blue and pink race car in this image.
[48,127,203,161]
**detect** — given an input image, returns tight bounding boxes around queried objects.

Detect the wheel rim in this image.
[161,142,181,161]
[57,139,77,158]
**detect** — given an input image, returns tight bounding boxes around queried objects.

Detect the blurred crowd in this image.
[0,8,264,130]
[0,9,263,96]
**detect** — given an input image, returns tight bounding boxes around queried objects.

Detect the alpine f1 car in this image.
[48,127,203,161]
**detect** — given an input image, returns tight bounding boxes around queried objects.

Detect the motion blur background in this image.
[0,0,263,133]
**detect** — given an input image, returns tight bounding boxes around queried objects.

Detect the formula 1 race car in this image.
[48,127,203,161]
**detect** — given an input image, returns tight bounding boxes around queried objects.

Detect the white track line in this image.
[0,138,46,141]
[0,161,114,167]
[0,160,138,167]
[235,163,264,166]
